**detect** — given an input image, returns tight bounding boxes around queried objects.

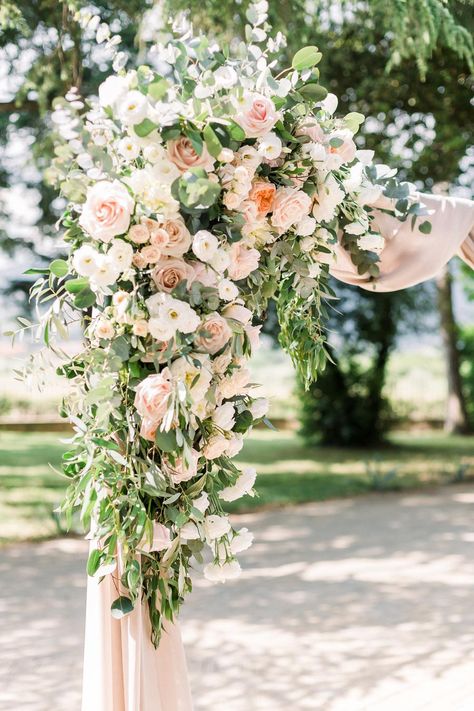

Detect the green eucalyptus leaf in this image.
[111,596,134,619]
[292,46,322,70]
[299,83,328,101]
[74,287,96,309]
[155,428,178,453]
[66,277,89,294]
[50,259,69,277]
[203,124,223,158]
[419,220,432,234]
[134,118,158,138]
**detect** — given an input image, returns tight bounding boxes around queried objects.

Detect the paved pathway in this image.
[1,486,474,711]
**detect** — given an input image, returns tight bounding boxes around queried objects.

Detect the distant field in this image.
[1,429,473,544]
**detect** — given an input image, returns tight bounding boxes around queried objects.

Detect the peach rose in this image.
[79,180,134,243]
[152,258,195,292]
[141,244,162,265]
[271,187,312,233]
[134,373,172,427]
[235,93,279,138]
[133,251,148,269]
[128,223,149,244]
[160,219,192,257]
[227,241,260,280]
[248,180,276,216]
[140,417,158,442]
[195,313,232,355]
[166,449,200,484]
[167,136,215,173]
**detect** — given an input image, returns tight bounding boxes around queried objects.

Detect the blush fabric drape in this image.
[329,192,474,291]
[81,191,473,711]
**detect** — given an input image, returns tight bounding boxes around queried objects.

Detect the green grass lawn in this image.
[1,429,474,543]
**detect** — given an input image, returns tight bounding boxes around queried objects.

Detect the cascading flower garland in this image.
[14,2,430,644]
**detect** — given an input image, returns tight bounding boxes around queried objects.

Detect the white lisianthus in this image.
[220,466,257,502]
[357,232,385,254]
[73,244,100,277]
[218,279,239,301]
[230,528,254,554]
[179,521,200,541]
[209,248,231,274]
[249,397,269,419]
[204,515,231,540]
[151,158,181,185]
[257,132,282,161]
[118,137,140,160]
[319,92,338,115]
[94,318,115,340]
[212,402,236,431]
[203,560,241,583]
[295,216,316,237]
[146,293,201,335]
[117,90,148,125]
[193,492,210,514]
[98,75,128,109]
[89,255,121,288]
[107,238,134,271]
[192,230,219,262]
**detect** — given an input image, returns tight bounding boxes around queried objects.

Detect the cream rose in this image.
[235,93,279,138]
[79,180,134,243]
[152,257,195,292]
[195,313,232,355]
[167,136,215,173]
[271,187,312,233]
[134,372,172,426]
[227,241,260,281]
[160,219,192,257]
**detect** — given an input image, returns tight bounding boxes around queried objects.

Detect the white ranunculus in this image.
[249,397,269,419]
[107,238,134,272]
[98,75,128,109]
[295,216,316,237]
[73,244,100,277]
[218,279,239,301]
[257,132,283,161]
[214,65,238,89]
[89,255,121,288]
[204,514,231,540]
[230,527,254,554]
[117,90,148,125]
[193,492,210,514]
[180,521,201,541]
[212,402,235,431]
[192,230,219,262]
[203,560,241,583]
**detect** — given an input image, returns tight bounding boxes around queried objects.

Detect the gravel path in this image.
[2,485,474,711]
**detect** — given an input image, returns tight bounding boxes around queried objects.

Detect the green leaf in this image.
[419,220,432,234]
[50,259,69,277]
[148,78,169,101]
[133,118,158,138]
[155,428,178,453]
[227,120,245,141]
[87,548,101,576]
[233,410,254,434]
[111,596,134,619]
[74,287,96,309]
[24,267,50,275]
[298,83,328,101]
[344,112,365,133]
[292,46,322,70]
[65,277,89,294]
[203,124,223,159]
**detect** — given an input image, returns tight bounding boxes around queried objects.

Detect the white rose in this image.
[94,318,114,340]
[295,216,316,237]
[192,230,219,262]
[230,528,254,554]
[249,397,269,419]
[117,90,148,125]
[214,65,238,89]
[107,238,134,272]
[203,560,241,583]
[212,402,235,431]
[218,279,239,301]
[257,132,282,161]
[218,367,251,399]
[148,318,175,342]
[300,236,317,253]
[218,148,234,163]
[204,515,231,540]
[225,434,244,458]
[73,244,100,277]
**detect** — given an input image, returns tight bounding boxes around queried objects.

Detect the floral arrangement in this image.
[14,1,429,644]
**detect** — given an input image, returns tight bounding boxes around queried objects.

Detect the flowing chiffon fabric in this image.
[82,191,473,711]
[81,559,193,711]
[330,193,474,291]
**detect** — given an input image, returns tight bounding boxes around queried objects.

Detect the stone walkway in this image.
[2,486,474,711]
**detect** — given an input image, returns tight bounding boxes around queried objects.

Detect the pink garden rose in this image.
[195,313,232,354]
[235,93,279,138]
[271,187,312,233]
[152,257,195,292]
[167,136,215,173]
[134,372,172,428]
[160,219,192,257]
[79,180,134,243]
[227,241,260,280]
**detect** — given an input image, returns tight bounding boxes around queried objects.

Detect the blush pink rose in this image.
[128,223,149,244]
[134,373,172,427]
[235,94,279,138]
[140,417,158,441]
[160,219,192,257]
[167,136,215,173]
[152,258,195,292]
[195,313,232,355]
[79,180,134,243]
[296,119,325,143]
[271,187,312,233]
[166,449,200,484]
[227,241,260,280]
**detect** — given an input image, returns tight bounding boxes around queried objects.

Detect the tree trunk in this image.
[436,264,471,434]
